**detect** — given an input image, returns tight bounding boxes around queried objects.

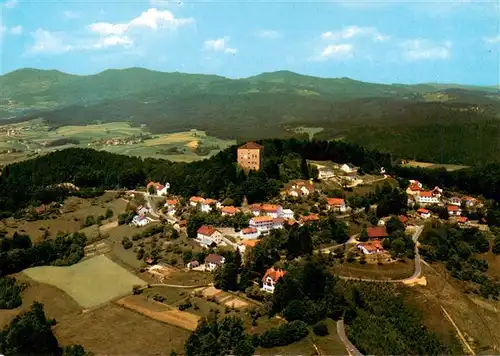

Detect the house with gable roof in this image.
[262,267,287,293]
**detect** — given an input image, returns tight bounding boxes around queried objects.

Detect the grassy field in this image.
[0,193,127,242]
[22,255,147,308]
[0,120,235,164]
[402,160,470,172]
[332,260,415,280]
[54,303,190,355]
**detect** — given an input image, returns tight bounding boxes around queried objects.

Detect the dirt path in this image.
[441,306,476,356]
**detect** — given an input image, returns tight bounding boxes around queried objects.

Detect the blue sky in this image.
[0,0,499,85]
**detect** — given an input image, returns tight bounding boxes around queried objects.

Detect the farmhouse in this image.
[187,260,200,269]
[196,225,223,248]
[164,199,178,215]
[357,240,384,255]
[237,239,260,254]
[249,204,262,216]
[457,216,469,226]
[237,141,264,172]
[201,199,221,213]
[327,198,347,213]
[462,196,478,207]
[406,180,423,196]
[447,205,462,216]
[204,254,225,271]
[417,188,442,205]
[221,206,240,216]
[262,267,287,293]
[340,163,358,174]
[417,208,431,219]
[147,181,169,196]
[239,227,260,239]
[367,226,389,240]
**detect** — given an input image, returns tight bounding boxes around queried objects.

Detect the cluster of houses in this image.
[407,179,480,222]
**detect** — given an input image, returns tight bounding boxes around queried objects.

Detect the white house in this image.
[417,189,441,205]
[406,180,423,196]
[262,267,286,293]
[190,196,204,207]
[318,168,335,180]
[249,204,262,216]
[204,254,225,272]
[187,260,200,269]
[164,199,178,215]
[196,225,223,248]
[249,216,284,234]
[260,204,282,219]
[132,215,149,227]
[137,206,149,217]
[448,197,461,206]
[326,198,347,213]
[221,206,240,216]
[281,209,294,220]
[357,241,384,255]
[239,227,261,240]
[447,205,462,217]
[157,183,170,196]
[417,208,431,219]
[200,199,221,213]
[340,163,357,173]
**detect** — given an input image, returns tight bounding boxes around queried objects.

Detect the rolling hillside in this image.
[1,68,499,165]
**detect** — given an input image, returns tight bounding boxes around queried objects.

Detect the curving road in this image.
[336,320,363,356]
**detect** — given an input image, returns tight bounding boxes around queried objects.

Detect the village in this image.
[119,141,487,295]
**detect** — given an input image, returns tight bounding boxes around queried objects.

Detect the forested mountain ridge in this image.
[1,68,499,165]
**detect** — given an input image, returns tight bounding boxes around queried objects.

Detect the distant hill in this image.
[1,68,499,165]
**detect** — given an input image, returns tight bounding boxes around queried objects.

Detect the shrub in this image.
[313,321,329,336]
[121,237,133,249]
[259,320,309,348]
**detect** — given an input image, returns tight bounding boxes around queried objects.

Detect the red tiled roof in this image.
[205,254,224,265]
[238,141,264,150]
[197,225,218,236]
[417,208,430,214]
[261,204,281,212]
[408,183,422,191]
[367,226,388,238]
[241,227,258,234]
[457,217,468,223]
[327,198,345,206]
[419,191,433,197]
[178,220,187,227]
[203,198,218,205]
[262,267,286,282]
[447,205,460,211]
[359,240,384,252]
[250,204,262,211]
[190,196,204,203]
[273,217,285,224]
[398,215,409,223]
[222,206,239,214]
[166,199,178,206]
[301,214,320,223]
[147,181,161,188]
[251,216,274,223]
[241,239,260,247]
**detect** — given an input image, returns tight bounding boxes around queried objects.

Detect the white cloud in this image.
[321,26,388,42]
[203,37,237,54]
[63,10,81,19]
[88,8,193,36]
[3,0,18,9]
[28,29,73,54]
[312,43,354,61]
[91,35,133,49]
[402,39,452,60]
[9,25,22,35]
[484,35,500,44]
[256,30,282,39]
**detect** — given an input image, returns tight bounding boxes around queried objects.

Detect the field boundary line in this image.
[441,305,476,356]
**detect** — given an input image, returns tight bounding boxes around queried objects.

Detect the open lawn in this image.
[332,259,415,280]
[403,160,470,172]
[22,255,146,308]
[54,304,189,355]
[162,270,212,286]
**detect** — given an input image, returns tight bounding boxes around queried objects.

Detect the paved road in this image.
[336,320,363,356]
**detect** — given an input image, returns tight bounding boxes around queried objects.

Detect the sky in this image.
[0,0,499,85]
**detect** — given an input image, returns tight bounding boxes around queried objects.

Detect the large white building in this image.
[196,225,223,248]
[249,216,284,234]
